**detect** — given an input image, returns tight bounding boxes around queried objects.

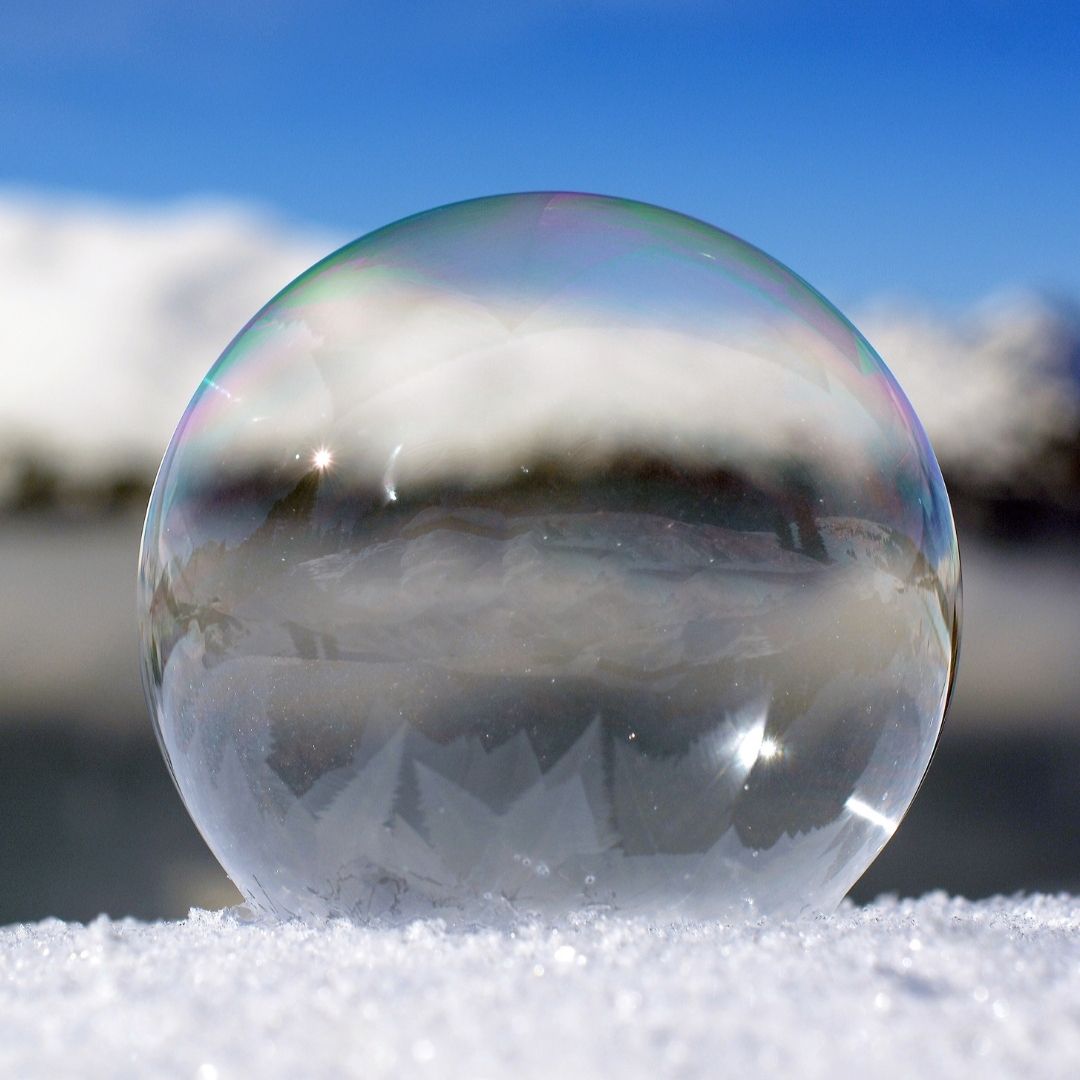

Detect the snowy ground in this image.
[2,895,1078,1079]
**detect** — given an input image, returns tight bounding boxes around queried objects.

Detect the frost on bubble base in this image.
[148,490,953,921]
[138,193,960,921]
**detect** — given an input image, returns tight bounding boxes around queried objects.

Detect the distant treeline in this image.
[2,441,1079,541]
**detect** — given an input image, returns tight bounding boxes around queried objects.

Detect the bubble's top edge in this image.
[144,191,954,575]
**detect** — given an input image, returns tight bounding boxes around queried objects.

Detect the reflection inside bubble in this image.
[139,193,960,920]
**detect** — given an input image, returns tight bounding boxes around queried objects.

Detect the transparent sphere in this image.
[139,193,960,921]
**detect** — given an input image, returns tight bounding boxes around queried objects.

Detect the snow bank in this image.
[2,894,1077,1078]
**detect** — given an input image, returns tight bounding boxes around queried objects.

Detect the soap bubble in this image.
[138,193,960,921]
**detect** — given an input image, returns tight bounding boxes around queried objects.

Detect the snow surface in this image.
[2,895,1078,1079]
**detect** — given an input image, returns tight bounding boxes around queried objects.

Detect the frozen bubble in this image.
[138,193,960,921]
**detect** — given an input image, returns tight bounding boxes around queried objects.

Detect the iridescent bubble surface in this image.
[139,193,960,921]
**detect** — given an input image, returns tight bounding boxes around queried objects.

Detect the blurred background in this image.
[1,0,1077,923]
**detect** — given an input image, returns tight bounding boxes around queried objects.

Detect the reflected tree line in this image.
[145,451,957,860]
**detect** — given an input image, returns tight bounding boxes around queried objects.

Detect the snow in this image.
[2,895,1078,1078]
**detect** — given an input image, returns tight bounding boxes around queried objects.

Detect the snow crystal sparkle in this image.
[138,193,960,921]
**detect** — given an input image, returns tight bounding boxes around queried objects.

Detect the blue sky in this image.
[1,0,1077,306]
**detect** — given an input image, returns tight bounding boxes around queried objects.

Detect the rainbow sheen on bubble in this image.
[138,193,960,921]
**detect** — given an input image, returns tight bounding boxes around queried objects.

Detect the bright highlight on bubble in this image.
[138,192,960,921]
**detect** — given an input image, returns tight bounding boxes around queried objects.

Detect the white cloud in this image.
[858,296,1080,491]
[0,189,334,478]
[0,190,1076,496]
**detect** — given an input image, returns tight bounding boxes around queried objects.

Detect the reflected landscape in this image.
[139,194,960,919]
